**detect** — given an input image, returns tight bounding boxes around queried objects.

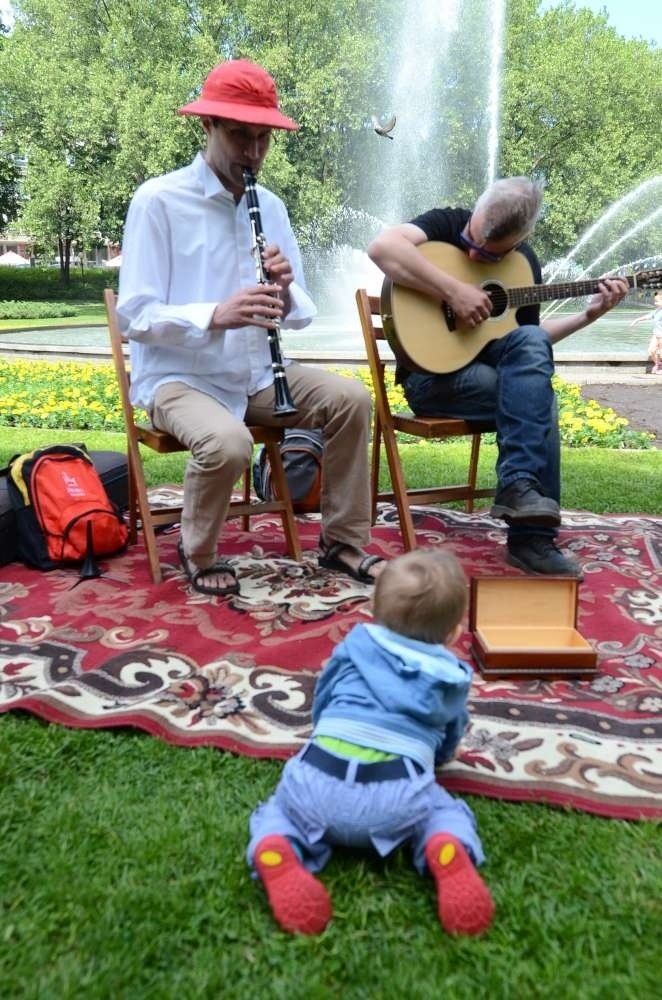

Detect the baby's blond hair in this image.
[372,548,468,645]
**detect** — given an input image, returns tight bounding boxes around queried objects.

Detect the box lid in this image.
[469,576,580,631]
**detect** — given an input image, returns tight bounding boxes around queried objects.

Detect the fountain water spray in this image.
[542,183,662,320]
[545,175,662,284]
[301,0,506,324]
[486,2,505,185]
[576,206,662,279]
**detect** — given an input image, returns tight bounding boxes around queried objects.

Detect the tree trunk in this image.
[58,235,71,286]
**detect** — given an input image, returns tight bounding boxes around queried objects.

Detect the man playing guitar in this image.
[368,177,629,577]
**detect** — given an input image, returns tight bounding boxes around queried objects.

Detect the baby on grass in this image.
[247,548,494,936]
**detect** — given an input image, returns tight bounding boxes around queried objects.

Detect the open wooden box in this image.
[469,576,598,680]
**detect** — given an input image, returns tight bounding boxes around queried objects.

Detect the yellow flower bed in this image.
[552,376,651,448]
[0,359,653,449]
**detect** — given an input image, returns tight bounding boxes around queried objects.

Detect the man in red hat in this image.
[117,59,385,595]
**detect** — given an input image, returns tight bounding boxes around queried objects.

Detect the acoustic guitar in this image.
[380,242,662,375]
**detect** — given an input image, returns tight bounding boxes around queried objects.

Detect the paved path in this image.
[573,376,661,444]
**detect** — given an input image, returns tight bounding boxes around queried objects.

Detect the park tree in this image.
[0,14,21,228]
[1,0,115,278]
[500,0,662,268]
[175,0,393,244]
[0,144,22,231]
[0,0,660,275]
[20,150,101,279]
[0,0,214,276]
[0,0,391,267]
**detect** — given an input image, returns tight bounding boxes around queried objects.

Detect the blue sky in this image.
[2,0,660,45]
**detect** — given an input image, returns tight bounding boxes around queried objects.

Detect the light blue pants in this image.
[247,745,485,876]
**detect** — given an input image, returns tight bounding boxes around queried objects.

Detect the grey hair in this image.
[474,176,545,242]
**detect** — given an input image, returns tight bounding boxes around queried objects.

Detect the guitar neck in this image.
[510,274,634,308]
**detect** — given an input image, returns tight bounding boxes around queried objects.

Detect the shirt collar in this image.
[193,152,236,203]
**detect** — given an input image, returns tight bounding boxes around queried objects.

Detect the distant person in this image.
[247,549,495,937]
[630,290,662,374]
[117,59,385,596]
[368,177,629,577]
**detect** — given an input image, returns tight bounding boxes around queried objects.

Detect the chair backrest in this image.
[355,288,397,428]
[356,289,386,341]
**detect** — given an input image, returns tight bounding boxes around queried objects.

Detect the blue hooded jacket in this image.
[312,623,472,770]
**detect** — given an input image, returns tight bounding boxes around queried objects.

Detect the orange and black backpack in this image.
[6,444,128,570]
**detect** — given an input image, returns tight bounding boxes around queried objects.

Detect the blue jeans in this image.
[403,325,560,540]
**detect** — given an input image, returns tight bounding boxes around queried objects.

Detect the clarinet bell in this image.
[273,371,298,416]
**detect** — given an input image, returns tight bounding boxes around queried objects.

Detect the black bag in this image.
[6,444,129,570]
[253,428,323,514]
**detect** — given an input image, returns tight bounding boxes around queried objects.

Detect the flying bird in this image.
[371,114,396,140]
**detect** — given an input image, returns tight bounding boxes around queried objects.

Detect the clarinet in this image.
[242,168,298,416]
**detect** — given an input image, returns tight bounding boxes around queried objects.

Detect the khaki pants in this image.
[152,365,372,567]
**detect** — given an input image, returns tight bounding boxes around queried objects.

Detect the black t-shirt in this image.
[409,206,543,328]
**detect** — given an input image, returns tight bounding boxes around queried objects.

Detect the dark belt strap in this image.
[302,742,424,783]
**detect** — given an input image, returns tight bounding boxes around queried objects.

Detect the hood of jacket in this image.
[312,623,472,731]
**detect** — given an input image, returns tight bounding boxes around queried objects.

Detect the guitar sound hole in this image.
[484,283,507,318]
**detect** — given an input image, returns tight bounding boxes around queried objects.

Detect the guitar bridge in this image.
[442,302,456,331]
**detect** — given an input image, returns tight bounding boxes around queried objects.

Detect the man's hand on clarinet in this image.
[210,284,285,330]
[261,243,295,294]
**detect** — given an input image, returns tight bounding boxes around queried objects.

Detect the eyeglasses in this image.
[214,119,273,148]
[459,220,521,263]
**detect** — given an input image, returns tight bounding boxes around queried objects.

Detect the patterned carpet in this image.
[1,502,660,820]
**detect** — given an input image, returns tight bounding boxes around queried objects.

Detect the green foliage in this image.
[501,0,662,265]
[0,145,21,227]
[0,300,80,319]
[0,357,654,451]
[0,0,657,332]
[2,0,658,261]
[0,265,117,300]
[0,0,393,251]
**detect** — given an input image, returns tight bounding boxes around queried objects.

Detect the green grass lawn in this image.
[1,427,660,999]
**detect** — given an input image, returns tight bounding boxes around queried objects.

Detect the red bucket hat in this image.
[177,59,299,131]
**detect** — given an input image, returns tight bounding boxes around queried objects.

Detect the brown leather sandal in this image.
[318,537,384,584]
[178,541,240,596]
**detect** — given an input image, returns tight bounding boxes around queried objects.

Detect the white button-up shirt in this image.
[117,153,316,417]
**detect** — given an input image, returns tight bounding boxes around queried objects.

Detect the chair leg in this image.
[128,440,163,584]
[466,434,482,514]
[241,468,251,533]
[382,424,418,552]
[126,438,139,545]
[263,441,302,562]
[370,410,382,526]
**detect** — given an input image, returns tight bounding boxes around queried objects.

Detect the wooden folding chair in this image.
[356,288,495,552]
[104,288,301,583]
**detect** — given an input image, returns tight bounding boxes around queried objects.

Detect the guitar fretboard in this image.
[508,275,634,307]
